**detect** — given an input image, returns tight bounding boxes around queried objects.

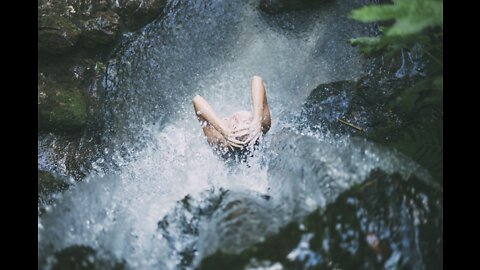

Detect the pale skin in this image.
[193,75,271,150]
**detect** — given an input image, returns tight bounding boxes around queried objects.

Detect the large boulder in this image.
[80,11,121,48]
[198,170,443,270]
[300,76,413,143]
[38,15,81,54]
[299,52,443,184]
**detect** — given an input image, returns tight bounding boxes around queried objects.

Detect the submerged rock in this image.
[38,169,69,201]
[198,170,443,270]
[43,245,126,270]
[38,15,81,54]
[38,169,70,216]
[157,189,278,268]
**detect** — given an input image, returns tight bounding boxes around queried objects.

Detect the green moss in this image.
[38,80,87,133]
[38,15,81,51]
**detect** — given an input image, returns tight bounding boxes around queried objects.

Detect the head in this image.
[223,111,253,140]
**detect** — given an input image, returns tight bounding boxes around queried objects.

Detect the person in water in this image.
[193,75,271,154]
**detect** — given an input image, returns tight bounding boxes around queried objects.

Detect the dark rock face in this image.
[80,11,121,48]
[113,0,167,30]
[198,170,443,270]
[38,0,167,134]
[260,0,327,14]
[37,0,168,180]
[38,15,81,54]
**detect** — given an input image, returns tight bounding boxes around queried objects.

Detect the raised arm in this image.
[250,75,271,133]
[233,76,271,145]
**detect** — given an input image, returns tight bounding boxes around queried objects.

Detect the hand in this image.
[232,120,263,146]
[221,129,247,150]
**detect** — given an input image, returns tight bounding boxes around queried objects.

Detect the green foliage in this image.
[349,0,443,55]
[350,0,442,35]
[349,0,443,184]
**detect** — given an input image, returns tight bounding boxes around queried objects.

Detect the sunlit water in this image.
[38,0,434,269]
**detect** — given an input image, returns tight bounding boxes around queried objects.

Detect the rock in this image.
[80,11,121,48]
[113,0,167,30]
[43,245,126,270]
[300,74,414,143]
[299,51,443,183]
[38,15,81,54]
[38,169,69,216]
[38,169,69,199]
[198,170,443,270]
[157,189,278,268]
[259,0,327,14]
[38,76,88,133]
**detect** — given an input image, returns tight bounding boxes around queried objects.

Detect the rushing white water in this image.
[38,0,432,269]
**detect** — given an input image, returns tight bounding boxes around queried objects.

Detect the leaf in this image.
[349,0,443,52]
[349,5,400,22]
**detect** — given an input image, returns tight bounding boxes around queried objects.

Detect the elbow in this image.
[193,95,203,106]
[252,75,263,83]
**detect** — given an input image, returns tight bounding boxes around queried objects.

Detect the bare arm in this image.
[251,75,271,133]
[233,76,271,145]
[193,95,245,148]
[193,95,228,136]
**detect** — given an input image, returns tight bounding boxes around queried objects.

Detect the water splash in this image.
[37,0,434,269]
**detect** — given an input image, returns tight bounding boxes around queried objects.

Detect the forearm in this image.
[193,95,228,135]
[251,77,266,123]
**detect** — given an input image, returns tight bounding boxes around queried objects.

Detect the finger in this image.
[253,131,262,143]
[229,137,246,145]
[227,140,244,148]
[244,132,258,145]
[249,133,259,145]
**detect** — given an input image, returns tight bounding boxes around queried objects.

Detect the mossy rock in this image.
[38,78,87,133]
[38,15,81,54]
[80,11,120,48]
